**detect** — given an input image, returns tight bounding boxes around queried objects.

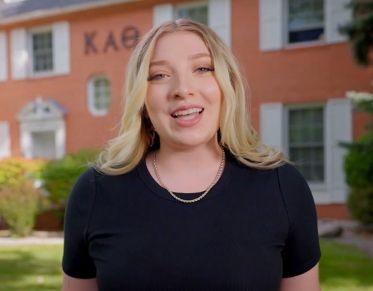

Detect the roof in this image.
[0,0,139,24]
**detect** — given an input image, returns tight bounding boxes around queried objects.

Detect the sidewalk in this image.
[319,219,373,258]
[0,230,63,245]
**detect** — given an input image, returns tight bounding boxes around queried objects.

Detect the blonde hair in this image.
[95,19,286,175]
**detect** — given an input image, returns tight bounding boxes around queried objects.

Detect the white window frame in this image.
[284,0,325,46]
[153,1,231,47]
[28,25,54,77]
[284,102,327,193]
[174,1,209,25]
[260,0,351,51]
[87,75,111,117]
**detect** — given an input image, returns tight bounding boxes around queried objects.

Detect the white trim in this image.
[284,103,329,202]
[325,0,352,43]
[259,0,284,51]
[0,121,11,159]
[153,4,174,27]
[53,21,70,75]
[325,98,352,203]
[11,28,28,80]
[175,1,208,24]
[0,31,7,81]
[20,120,65,159]
[260,102,285,152]
[208,0,231,47]
[27,25,54,77]
[0,0,140,25]
[87,75,111,117]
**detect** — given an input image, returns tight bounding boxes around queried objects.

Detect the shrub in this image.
[42,149,98,207]
[347,187,373,226]
[0,158,46,186]
[344,133,373,188]
[0,179,41,237]
[344,133,373,225]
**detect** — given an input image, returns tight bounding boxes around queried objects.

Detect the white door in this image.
[31,131,56,159]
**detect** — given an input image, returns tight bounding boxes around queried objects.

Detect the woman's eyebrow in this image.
[149,53,212,68]
[189,52,211,60]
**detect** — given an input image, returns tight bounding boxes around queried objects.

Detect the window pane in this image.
[288,0,324,43]
[288,107,324,182]
[176,5,208,25]
[32,31,53,72]
[92,77,111,113]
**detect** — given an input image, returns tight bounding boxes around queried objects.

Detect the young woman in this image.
[62,19,321,291]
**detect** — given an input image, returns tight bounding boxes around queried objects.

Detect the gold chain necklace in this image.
[152,148,225,204]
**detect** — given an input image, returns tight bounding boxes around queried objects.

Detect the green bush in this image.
[344,133,373,225]
[42,149,98,207]
[344,133,373,188]
[0,158,46,187]
[347,187,373,226]
[0,179,41,237]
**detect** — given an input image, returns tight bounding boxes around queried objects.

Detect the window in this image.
[287,106,324,182]
[288,0,324,44]
[87,76,111,116]
[175,2,208,25]
[30,29,54,73]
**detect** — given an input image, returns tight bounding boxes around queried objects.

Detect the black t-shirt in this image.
[62,152,321,291]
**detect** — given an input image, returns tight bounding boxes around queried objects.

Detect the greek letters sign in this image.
[84,26,140,55]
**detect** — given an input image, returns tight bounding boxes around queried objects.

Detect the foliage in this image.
[344,133,373,188]
[343,133,373,225]
[0,180,41,237]
[0,159,45,187]
[348,187,373,225]
[41,149,98,207]
[0,159,46,237]
[340,0,373,66]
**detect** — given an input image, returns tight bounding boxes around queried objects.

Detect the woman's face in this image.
[145,31,222,149]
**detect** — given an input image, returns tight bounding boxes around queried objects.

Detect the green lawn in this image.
[0,239,372,290]
[320,239,373,291]
[0,244,63,291]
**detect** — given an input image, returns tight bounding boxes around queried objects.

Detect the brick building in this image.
[0,0,372,219]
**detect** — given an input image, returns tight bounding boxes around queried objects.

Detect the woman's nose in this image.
[172,74,194,98]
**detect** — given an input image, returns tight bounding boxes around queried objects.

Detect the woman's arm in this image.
[62,272,98,291]
[280,263,320,291]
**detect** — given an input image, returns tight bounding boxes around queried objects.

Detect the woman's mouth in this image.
[171,107,204,119]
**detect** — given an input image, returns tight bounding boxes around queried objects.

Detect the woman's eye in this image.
[196,67,214,73]
[148,73,167,81]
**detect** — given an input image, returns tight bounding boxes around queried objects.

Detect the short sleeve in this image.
[62,168,96,278]
[277,164,321,278]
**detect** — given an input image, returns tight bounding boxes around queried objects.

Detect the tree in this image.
[340,0,373,66]
[340,1,373,226]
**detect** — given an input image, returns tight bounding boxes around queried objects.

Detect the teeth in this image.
[173,108,203,117]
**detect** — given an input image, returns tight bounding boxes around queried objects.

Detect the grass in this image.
[320,239,373,291]
[0,244,63,291]
[0,239,372,290]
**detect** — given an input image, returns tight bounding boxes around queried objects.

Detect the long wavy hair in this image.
[95,19,286,175]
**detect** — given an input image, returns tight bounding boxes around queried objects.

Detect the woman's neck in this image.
[147,139,224,193]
